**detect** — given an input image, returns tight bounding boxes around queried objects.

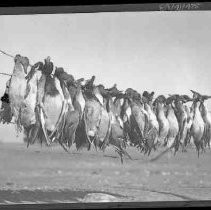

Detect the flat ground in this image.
[0,141,211,204]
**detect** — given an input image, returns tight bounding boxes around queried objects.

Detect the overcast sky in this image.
[1,11,211,142]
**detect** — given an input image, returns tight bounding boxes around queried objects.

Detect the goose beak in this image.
[190,89,201,96]
[190,89,200,94]
[190,89,198,93]
[190,90,199,99]
[201,95,211,101]
[186,98,194,103]
[24,66,28,74]
[77,78,84,83]
[181,95,193,102]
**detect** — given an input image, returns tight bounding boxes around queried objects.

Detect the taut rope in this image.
[0,49,15,59]
[0,73,12,77]
[0,50,14,77]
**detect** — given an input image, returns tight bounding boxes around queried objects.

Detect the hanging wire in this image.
[0,73,12,77]
[0,49,15,59]
[0,50,14,77]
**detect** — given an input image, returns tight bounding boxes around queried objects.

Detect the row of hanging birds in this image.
[0,54,211,163]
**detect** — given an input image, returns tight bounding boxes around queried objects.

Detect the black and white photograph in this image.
[0,3,211,207]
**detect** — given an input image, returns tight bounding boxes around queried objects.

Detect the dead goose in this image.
[94,84,123,151]
[81,76,103,150]
[35,57,70,150]
[106,84,125,131]
[150,94,190,162]
[87,84,111,151]
[95,97,111,152]
[190,90,211,149]
[199,101,211,148]
[8,54,29,133]
[173,95,193,152]
[104,92,131,163]
[21,62,43,146]
[121,96,133,146]
[165,96,179,149]
[54,68,80,148]
[183,104,194,148]
[71,81,90,151]
[190,93,205,157]
[142,91,159,149]
[150,95,184,161]
[124,89,149,154]
[92,84,128,162]
[153,95,170,147]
